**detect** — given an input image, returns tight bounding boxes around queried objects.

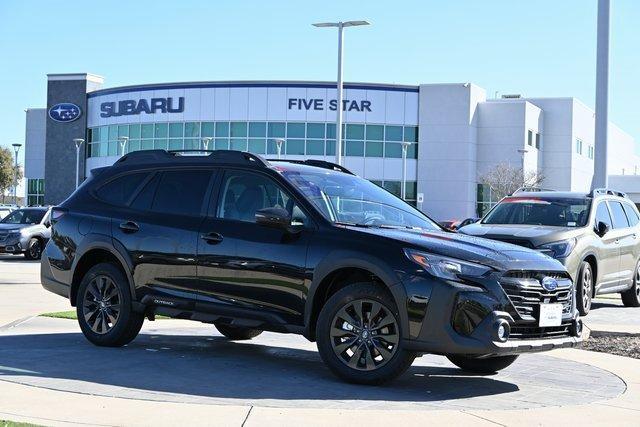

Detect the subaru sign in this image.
[49,103,82,123]
[100,97,184,118]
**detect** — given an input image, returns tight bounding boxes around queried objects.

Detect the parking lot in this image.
[1,254,640,426]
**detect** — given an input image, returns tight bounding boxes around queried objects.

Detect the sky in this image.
[1,0,639,167]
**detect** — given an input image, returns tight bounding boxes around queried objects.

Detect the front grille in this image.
[499,271,573,321]
[510,323,572,340]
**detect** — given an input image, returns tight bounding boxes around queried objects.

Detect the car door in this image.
[196,168,312,324]
[608,200,635,288]
[110,168,215,303]
[592,201,620,290]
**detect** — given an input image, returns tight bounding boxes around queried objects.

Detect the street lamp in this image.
[117,136,129,156]
[73,138,84,189]
[313,20,370,166]
[201,137,212,152]
[401,141,412,200]
[274,138,284,159]
[11,143,21,206]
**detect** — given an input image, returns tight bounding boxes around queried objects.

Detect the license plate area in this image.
[538,303,563,327]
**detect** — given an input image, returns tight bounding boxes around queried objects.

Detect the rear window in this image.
[608,201,630,229]
[96,172,149,206]
[482,197,591,227]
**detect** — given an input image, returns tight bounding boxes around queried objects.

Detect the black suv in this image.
[41,150,582,384]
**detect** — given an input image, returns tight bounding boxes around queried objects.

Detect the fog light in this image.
[495,320,510,342]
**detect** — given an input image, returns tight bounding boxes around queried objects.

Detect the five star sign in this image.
[48,103,82,123]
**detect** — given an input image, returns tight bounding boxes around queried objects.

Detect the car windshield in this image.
[278,166,440,230]
[0,209,46,225]
[483,196,591,227]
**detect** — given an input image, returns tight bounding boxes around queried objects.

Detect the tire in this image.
[576,260,594,316]
[215,322,262,340]
[316,282,416,385]
[621,261,640,307]
[76,262,144,347]
[447,354,519,373]
[24,238,42,260]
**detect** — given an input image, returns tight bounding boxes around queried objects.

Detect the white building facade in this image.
[24,74,640,219]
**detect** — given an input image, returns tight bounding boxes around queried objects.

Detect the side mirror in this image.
[596,221,609,237]
[255,207,291,230]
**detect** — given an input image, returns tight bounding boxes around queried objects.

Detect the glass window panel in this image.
[215,138,229,150]
[346,124,364,140]
[385,143,403,158]
[108,141,118,156]
[89,128,99,142]
[141,124,154,139]
[99,126,108,142]
[406,182,417,199]
[28,179,36,193]
[154,139,168,150]
[307,123,325,139]
[326,123,336,139]
[366,125,384,141]
[184,138,199,150]
[385,126,403,141]
[230,138,247,151]
[230,122,247,137]
[345,140,364,157]
[268,122,285,137]
[89,143,99,157]
[215,122,229,137]
[38,179,45,193]
[370,180,383,188]
[185,122,200,138]
[326,139,336,156]
[130,139,142,152]
[528,129,533,146]
[383,181,401,197]
[248,138,266,154]
[201,122,214,137]
[168,139,183,150]
[365,141,383,157]
[99,141,108,157]
[408,143,418,159]
[403,126,418,142]
[151,170,212,217]
[249,122,266,137]
[287,123,305,138]
[153,123,167,138]
[169,123,183,138]
[108,125,118,141]
[306,140,324,155]
[286,139,305,155]
[118,125,129,138]
[129,124,141,139]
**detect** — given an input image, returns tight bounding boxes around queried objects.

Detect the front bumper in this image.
[0,240,22,254]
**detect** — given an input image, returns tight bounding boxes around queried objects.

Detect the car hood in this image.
[459,223,584,246]
[0,223,29,233]
[345,226,565,272]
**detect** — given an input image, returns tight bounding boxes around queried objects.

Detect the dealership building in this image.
[23,73,640,219]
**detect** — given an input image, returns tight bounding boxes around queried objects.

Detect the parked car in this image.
[0,206,51,259]
[41,150,582,384]
[459,189,640,315]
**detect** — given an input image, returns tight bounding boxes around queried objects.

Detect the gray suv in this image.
[460,189,640,315]
[0,207,51,260]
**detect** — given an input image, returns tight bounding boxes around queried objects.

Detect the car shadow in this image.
[0,332,519,403]
[590,300,622,310]
[0,255,38,263]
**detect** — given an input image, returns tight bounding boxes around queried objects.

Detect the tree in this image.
[479,162,545,201]
[0,146,23,204]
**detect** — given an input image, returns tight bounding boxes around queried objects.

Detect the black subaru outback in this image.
[41,150,582,384]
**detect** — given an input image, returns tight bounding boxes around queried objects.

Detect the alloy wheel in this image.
[82,275,122,334]
[29,240,41,259]
[582,264,592,311]
[635,265,640,299]
[330,299,399,371]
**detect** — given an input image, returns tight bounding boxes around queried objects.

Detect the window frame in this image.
[607,200,630,229]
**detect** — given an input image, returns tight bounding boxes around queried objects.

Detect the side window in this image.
[150,170,213,216]
[130,173,160,211]
[622,203,640,227]
[608,201,630,229]
[95,172,149,206]
[218,171,308,226]
[595,202,613,230]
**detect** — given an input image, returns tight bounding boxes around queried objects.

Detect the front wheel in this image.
[447,354,519,373]
[24,238,42,260]
[576,261,594,316]
[316,282,416,385]
[621,261,640,307]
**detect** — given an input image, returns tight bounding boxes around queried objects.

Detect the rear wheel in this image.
[316,282,416,385]
[447,354,519,373]
[214,322,262,340]
[76,263,144,347]
[577,261,593,316]
[621,261,640,307]
[24,238,42,260]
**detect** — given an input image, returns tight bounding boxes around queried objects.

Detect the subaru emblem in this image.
[49,103,82,123]
[541,276,558,291]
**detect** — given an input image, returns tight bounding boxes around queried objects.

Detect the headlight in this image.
[404,249,492,281]
[538,238,576,259]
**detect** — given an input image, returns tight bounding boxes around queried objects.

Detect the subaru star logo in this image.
[49,103,82,123]
[541,276,558,291]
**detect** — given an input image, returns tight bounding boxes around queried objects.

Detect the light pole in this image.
[592,0,610,190]
[117,136,129,156]
[313,20,370,166]
[11,143,21,205]
[274,138,284,159]
[73,138,84,189]
[401,141,411,200]
[201,137,212,152]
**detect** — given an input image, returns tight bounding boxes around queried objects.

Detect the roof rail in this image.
[268,159,354,175]
[589,188,627,198]
[114,149,269,167]
[512,186,556,195]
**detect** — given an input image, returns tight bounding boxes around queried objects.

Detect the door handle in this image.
[201,232,223,244]
[119,221,139,233]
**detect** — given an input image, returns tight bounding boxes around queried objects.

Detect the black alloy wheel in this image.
[82,275,122,334]
[24,238,42,260]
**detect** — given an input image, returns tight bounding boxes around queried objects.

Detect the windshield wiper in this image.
[334,221,376,228]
